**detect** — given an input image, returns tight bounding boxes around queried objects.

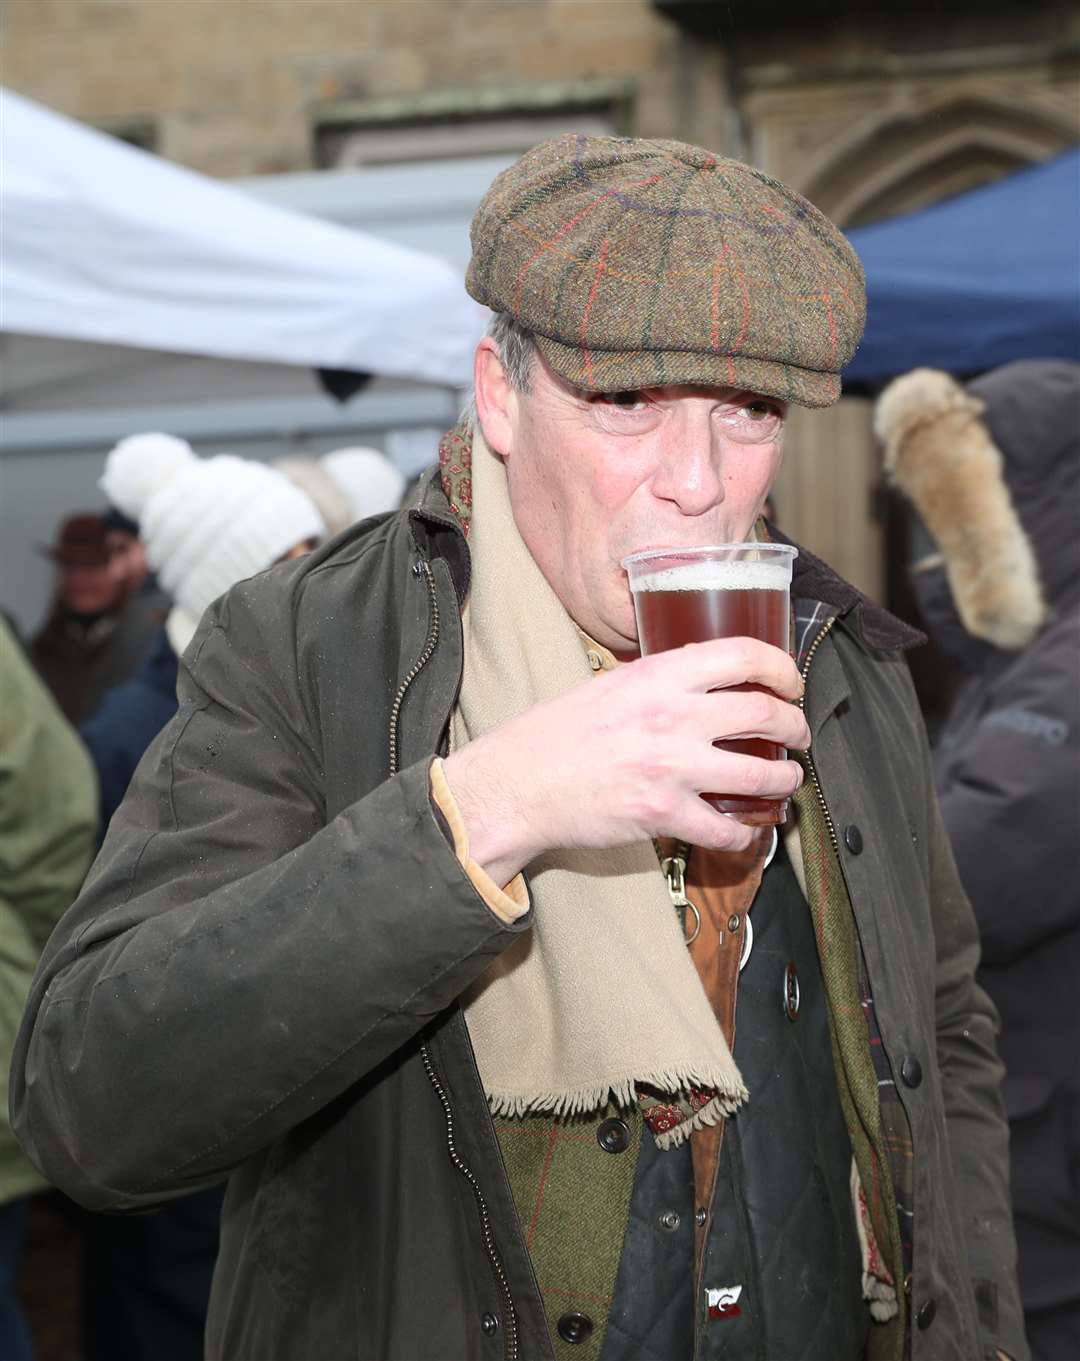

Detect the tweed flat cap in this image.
[466,134,866,408]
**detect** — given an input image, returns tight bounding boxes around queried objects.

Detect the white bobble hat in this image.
[101,436,325,653]
[100,432,196,519]
[320,447,406,521]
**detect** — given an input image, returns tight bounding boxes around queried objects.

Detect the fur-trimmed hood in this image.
[875,360,1079,653]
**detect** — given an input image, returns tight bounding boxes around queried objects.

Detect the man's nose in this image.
[650,415,724,516]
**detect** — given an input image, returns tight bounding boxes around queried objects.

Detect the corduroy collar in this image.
[769,524,925,654]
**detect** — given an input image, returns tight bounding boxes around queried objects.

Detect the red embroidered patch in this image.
[706,1286,743,1320]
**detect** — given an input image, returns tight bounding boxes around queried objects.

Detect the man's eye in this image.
[742,400,778,421]
[601,390,647,409]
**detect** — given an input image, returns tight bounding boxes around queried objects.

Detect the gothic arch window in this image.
[798,92,1076,227]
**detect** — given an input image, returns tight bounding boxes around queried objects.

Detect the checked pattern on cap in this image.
[466,134,866,410]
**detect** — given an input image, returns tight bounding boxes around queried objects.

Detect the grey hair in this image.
[461,312,538,425]
[487,312,537,393]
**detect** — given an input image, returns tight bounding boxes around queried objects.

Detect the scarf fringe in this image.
[485,1071,748,1127]
[852,1160,900,1323]
[865,1273,900,1323]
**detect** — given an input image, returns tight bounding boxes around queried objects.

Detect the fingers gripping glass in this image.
[622,543,798,827]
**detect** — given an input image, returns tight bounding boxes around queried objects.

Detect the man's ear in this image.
[473,339,517,457]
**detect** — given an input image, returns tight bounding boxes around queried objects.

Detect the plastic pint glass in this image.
[622,543,798,826]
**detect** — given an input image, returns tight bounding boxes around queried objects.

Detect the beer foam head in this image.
[629,557,790,593]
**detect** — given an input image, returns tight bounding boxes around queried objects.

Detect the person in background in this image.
[81,434,327,840]
[273,444,406,536]
[102,507,151,599]
[73,433,325,1361]
[29,512,165,725]
[1,618,98,1361]
[876,359,1080,1361]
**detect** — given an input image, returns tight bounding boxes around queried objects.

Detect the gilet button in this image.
[844,824,864,854]
[557,1312,594,1344]
[596,1117,631,1154]
[901,1054,923,1088]
[657,1208,681,1232]
[783,961,800,1021]
[916,1298,937,1330]
[480,1311,499,1336]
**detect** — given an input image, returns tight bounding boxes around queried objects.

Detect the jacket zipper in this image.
[420,1044,520,1361]
[387,559,442,778]
[388,555,520,1361]
[796,616,842,857]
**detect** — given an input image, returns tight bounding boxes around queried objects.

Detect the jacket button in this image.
[480,1311,499,1336]
[695,1207,707,1227]
[916,1298,937,1330]
[783,961,800,1020]
[843,824,864,854]
[557,1312,594,1344]
[901,1054,923,1088]
[596,1117,631,1154]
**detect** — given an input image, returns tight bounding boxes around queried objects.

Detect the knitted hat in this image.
[273,448,405,536]
[101,433,325,652]
[321,448,406,520]
[272,456,356,538]
[465,134,866,408]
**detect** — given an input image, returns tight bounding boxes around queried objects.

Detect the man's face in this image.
[105,530,148,594]
[58,561,124,615]
[480,348,787,657]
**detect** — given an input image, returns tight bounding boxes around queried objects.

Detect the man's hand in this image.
[440,637,810,886]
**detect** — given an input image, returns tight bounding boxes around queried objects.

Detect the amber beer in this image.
[624,547,797,825]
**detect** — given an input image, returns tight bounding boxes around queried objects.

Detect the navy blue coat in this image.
[917,361,1080,1335]
[80,627,178,843]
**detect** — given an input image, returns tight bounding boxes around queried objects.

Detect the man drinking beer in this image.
[12,136,1025,1361]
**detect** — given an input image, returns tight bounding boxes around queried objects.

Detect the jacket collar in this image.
[769,523,925,654]
[408,467,472,605]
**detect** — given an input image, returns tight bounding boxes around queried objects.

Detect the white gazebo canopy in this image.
[0,87,487,386]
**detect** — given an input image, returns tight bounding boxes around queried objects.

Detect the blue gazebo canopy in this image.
[843,147,1080,387]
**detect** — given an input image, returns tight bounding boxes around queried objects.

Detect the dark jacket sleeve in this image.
[925,732,1028,1361]
[934,614,1079,965]
[10,580,529,1213]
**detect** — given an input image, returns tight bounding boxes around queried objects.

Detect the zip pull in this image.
[659,846,701,946]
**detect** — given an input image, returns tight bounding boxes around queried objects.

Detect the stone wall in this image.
[3,0,694,174]
[6,0,1077,597]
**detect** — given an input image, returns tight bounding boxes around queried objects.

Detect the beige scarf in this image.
[454,424,746,1139]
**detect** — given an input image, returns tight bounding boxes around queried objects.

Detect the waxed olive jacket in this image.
[10,474,1026,1361]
